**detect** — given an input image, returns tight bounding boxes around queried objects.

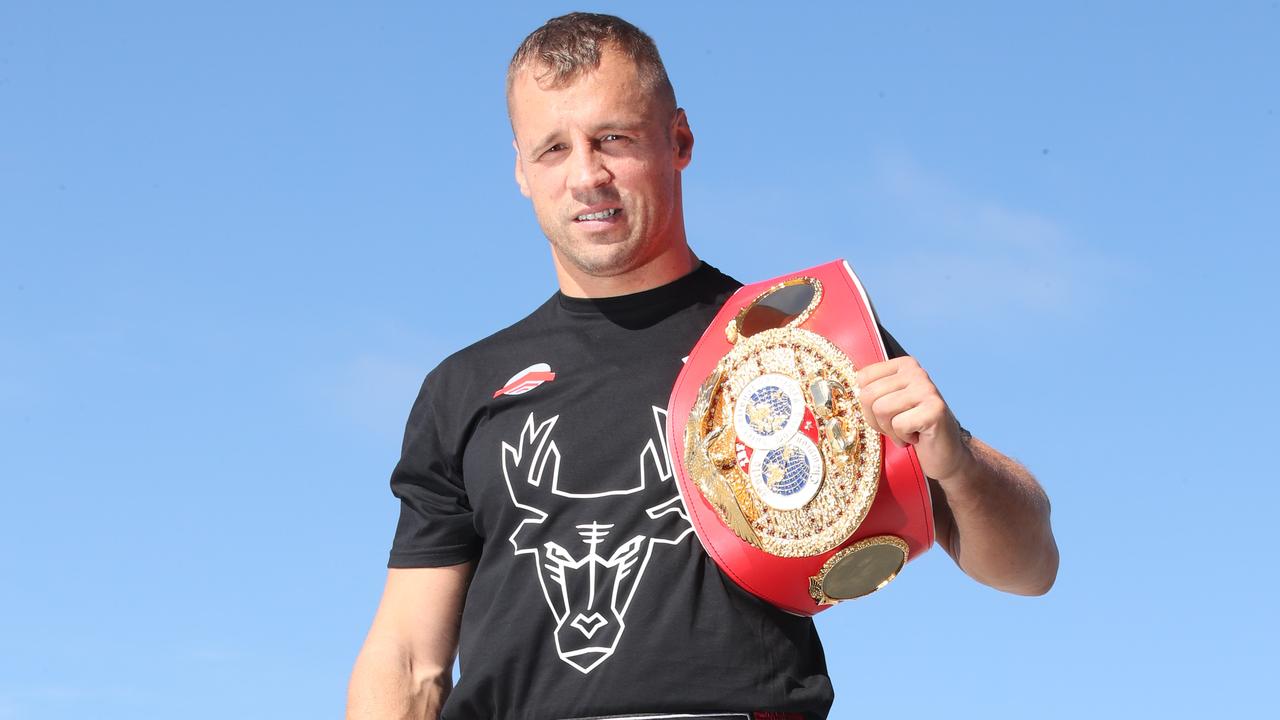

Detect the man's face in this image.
[509,49,693,281]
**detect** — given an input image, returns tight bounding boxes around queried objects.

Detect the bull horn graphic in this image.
[501,409,693,673]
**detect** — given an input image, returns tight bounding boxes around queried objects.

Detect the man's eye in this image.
[602,134,624,142]
[540,144,567,158]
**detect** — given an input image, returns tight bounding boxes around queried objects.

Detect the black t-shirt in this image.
[389,263,840,720]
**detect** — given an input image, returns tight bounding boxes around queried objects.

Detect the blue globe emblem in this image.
[760,445,812,496]
[745,385,793,437]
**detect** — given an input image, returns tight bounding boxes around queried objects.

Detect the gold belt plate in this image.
[683,327,882,558]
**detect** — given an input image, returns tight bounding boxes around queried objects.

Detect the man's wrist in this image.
[929,422,979,486]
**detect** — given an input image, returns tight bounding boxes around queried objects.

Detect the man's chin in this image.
[555,242,645,279]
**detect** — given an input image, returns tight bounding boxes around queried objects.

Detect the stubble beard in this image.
[542,196,659,279]
[547,228,647,278]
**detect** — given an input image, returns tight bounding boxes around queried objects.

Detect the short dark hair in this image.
[507,12,676,112]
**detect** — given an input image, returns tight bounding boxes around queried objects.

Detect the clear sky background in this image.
[2,1,1277,718]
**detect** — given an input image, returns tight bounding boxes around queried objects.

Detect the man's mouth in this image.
[575,208,620,221]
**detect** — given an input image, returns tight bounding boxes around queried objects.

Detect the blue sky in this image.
[2,1,1277,717]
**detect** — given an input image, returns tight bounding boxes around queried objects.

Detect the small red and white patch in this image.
[493,362,556,398]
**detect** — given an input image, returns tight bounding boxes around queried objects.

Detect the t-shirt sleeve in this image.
[879,324,908,360]
[387,372,481,568]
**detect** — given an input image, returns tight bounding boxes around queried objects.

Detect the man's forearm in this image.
[932,436,1059,595]
[348,565,470,720]
[347,642,452,720]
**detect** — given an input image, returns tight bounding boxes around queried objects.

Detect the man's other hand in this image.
[856,356,973,482]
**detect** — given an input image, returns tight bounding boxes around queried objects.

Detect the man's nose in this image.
[567,146,612,193]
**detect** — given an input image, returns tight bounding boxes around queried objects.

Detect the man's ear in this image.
[513,139,531,198]
[671,108,694,171]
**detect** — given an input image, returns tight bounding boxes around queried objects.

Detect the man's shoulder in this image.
[423,294,557,393]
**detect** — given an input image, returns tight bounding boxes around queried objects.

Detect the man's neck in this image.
[553,246,700,299]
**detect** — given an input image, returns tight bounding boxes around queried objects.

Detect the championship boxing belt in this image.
[667,260,934,615]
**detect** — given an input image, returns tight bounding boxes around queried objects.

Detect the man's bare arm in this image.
[347,563,472,720]
[927,437,1058,595]
[859,356,1058,595]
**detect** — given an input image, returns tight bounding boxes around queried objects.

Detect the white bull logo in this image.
[501,408,693,674]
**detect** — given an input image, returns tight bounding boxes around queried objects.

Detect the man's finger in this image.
[889,404,934,446]
[871,385,922,424]
[869,385,928,448]
[855,358,904,387]
[858,373,910,436]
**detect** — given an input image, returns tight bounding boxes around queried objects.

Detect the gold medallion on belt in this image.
[684,289,882,560]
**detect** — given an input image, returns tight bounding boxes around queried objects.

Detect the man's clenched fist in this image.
[857,356,973,483]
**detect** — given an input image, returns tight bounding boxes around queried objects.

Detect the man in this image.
[347,12,1058,720]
